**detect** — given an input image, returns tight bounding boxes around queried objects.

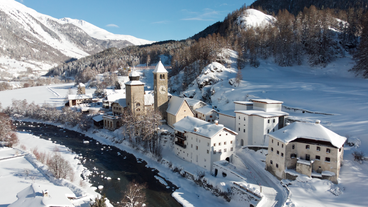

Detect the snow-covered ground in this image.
[0,131,106,207]
[1,51,368,206]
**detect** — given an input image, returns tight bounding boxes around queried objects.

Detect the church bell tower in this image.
[153,61,168,120]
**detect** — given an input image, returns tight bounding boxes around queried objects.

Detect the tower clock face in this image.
[159,85,166,94]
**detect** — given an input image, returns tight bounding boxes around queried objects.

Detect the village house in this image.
[166,96,194,128]
[265,121,346,183]
[184,98,207,113]
[218,99,288,147]
[194,105,217,123]
[9,183,76,207]
[173,116,237,172]
[67,94,93,107]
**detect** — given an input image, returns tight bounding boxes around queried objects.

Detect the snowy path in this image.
[235,148,288,207]
[47,86,60,97]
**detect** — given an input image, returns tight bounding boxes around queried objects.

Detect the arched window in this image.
[136,108,140,111]
[136,102,140,107]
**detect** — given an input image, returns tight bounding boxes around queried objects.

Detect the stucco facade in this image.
[166,97,194,128]
[153,61,168,120]
[125,74,145,116]
[265,122,346,184]
[173,117,237,171]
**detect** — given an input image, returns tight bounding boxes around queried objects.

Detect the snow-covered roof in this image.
[184,98,206,108]
[144,91,154,105]
[269,122,346,148]
[78,83,85,87]
[251,99,283,104]
[114,98,126,107]
[107,90,125,102]
[129,70,140,77]
[173,116,236,138]
[125,80,145,86]
[218,109,236,117]
[153,60,168,73]
[195,106,216,115]
[68,94,93,100]
[8,183,75,207]
[235,110,288,118]
[167,96,188,115]
[234,101,253,105]
[92,114,103,122]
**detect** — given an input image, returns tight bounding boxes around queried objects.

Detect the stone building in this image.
[126,70,145,116]
[153,61,169,120]
[265,121,346,183]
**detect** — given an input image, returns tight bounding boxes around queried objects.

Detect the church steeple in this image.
[126,69,145,116]
[153,61,168,120]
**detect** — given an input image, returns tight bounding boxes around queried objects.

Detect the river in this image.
[15,121,182,207]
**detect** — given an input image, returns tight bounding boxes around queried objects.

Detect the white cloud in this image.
[106,24,119,28]
[181,8,220,21]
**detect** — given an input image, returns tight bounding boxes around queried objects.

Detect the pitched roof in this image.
[269,122,346,148]
[195,106,215,115]
[8,183,75,207]
[235,110,288,118]
[251,99,283,104]
[166,96,188,115]
[153,60,168,73]
[68,94,93,100]
[173,116,236,138]
[184,98,206,108]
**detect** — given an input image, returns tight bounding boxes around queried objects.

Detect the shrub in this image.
[352,151,365,162]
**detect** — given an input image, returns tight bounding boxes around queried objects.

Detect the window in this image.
[136,108,140,111]
[277,150,279,155]
[219,142,221,146]
[224,142,227,145]
[191,144,193,148]
[196,146,198,150]
[207,143,210,147]
[272,139,274,143]
[210,116,212,118]
[214,143,216,146]
[316,155,320,160]
[230,141,233,144]
[306,145,310,149]
[238,128,240,131]
[267,129,270,133]
[244,117,246,121]
[207,150,209,154]
[213,150,216,154]
[317,146,321,151]
[271,147,274,152]
[339,148,342,152]
[219,134,221,136]
[326,148,331,153]
[282,144,284,148]
[224,149,227,152]
[276,164,279,168]
[238,116,240,119]
[273,129,275,132]
[273,119,275,123]
[268,119,270,123]
[290,153,297,158]
[306,154,310,161]
[243,129,245,133]
[281,153,284,157]
[277,142,279,146]
[136,103,140,107]
[325,157,331,162]
[292,144,295,149]
[270,160,273,164]
[218,149,221,153]
[231,147,233,151]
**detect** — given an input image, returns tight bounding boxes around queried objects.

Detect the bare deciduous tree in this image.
[121,180,147,207]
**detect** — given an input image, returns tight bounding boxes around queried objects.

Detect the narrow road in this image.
[235,148,288,207]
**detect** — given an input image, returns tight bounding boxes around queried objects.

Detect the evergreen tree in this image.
[352,13,368,77]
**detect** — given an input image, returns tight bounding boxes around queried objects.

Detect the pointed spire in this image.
[153,60,168,73]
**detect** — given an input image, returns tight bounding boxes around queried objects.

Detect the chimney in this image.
[214,120,219,125]
[315,120,321,124]
[194,127,199,132]
[43,190,49,197]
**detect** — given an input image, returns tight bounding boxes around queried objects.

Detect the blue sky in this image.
[17,0,256,41]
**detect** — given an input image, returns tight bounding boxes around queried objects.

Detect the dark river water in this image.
[15,121,182,207]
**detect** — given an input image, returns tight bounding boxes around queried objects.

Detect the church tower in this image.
[153,61,168,120]
[126,70,145,116]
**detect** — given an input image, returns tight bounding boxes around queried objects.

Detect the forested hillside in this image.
[47,2,368,89]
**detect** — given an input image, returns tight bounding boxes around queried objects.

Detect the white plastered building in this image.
[218,99,289,147]
[173,116,237,172]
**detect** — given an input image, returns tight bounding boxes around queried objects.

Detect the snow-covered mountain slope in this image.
[237,9,276,30]
[0,0,152,76]
[170,49,368,206]
[60,18,153,45]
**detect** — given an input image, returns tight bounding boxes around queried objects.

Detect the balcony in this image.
[175,133,186,140]
[175,141,186,148]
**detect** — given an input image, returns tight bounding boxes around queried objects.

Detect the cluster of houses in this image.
[66,61,346,184]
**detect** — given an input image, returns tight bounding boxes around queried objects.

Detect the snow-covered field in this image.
[0,51,368,206]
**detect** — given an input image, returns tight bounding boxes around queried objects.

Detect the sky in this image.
[16,0,256,42]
